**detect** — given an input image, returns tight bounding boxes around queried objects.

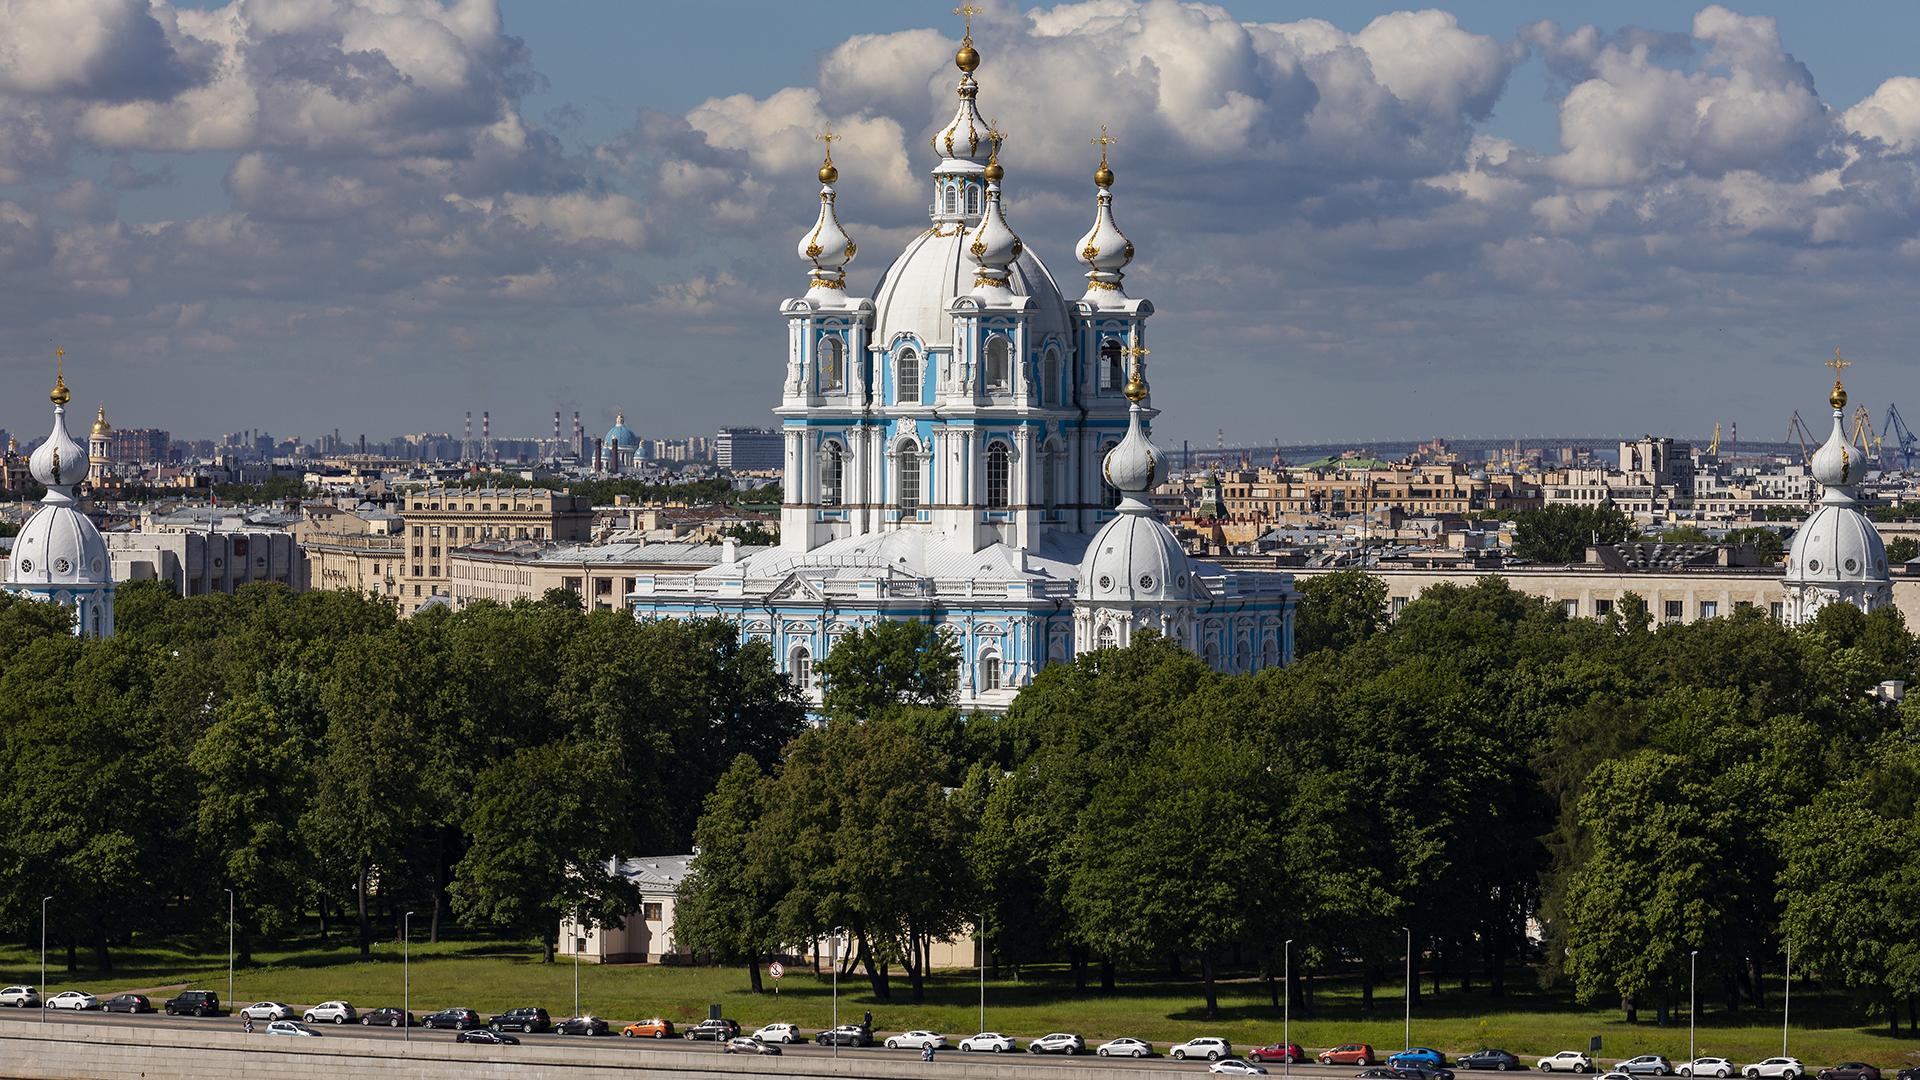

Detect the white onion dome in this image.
[1075,147,1134,303]
[799,145,856,296]
[934,44,991,167]
[1102,399,1165,498]
[1808,385,1855,494]
[968,173,1021,295]
[30,397,87,493]
[873,227,1069,349]
[1785,374,1889,587]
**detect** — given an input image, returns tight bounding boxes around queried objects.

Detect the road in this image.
[0,1008,1376,1074]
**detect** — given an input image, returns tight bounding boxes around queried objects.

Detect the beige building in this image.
[291,506,406,607]
[393,487,592,614]
[448,540,766,611]
[1204,462,1540,523]
[105,531,303,596]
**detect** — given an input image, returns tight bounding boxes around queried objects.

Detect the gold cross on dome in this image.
[816,127,838,162]
[1827,346,1850,376]
[1092,125,1117,164]
[986,119,1004,157]
[954,4,982,41]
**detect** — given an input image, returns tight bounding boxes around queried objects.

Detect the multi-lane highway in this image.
[0,1009,1362,1074]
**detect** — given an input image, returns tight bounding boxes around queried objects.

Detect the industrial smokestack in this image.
[482,411,491,462]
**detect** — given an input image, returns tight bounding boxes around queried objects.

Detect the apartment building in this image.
[395,487,591,614]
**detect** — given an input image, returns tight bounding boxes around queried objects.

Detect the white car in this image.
[1212,1060,1270,1076]
[753,1023,800,1044]
[886,1030,948,1050]
[241,1001,295,1021]
[44,991,97,1011]
[959,1032,1017,1053]
[1540,1052,1595,1073]
[1172,1038,1233,1062]
[0,986,40,1008]
[265,1020,320,1037]
[1745,1059,1804,1079]
[1098,1037,1154,1058]
[1681,1060,1735,1079]
[1030,1032,1086,1055]
[303,1001,357,1025]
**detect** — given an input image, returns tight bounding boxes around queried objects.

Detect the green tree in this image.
[1887,535,1919,565]
[815,619,959,722]
[1724,527,1786,564]
[675,755,781,991]
[1512,504,1634,563]
[1294,570,1389,658]
[188,693,312,963]
[449,740,640,963]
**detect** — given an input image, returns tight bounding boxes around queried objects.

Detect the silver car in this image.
[241,1001,295,1021]
[1029,1032,1085,1055]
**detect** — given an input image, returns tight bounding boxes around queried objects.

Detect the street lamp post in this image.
[404,912,414,1044]
[224,889,234,1011]
[1284,939,1294,1080]
[830,935,840,1060]
[1689,949,1700,1065]
[571,917,580,1020]
[1403,927,1412,1052]
[978,912,986,1036]
[40,895,51,1026]
[1782,938,1791,1059]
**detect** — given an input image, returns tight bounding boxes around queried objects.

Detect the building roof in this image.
[612,855,692,892]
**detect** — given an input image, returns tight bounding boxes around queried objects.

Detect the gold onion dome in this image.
[956,42,978,72]
[92,406,111,436]
[819,159,838,184]
[1830,380,1847,411]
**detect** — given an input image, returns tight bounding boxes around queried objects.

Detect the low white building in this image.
[560,856,689,964]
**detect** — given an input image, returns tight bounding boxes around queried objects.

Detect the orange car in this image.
[623,1018,676,1038]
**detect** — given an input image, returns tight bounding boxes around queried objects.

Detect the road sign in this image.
[769,961,784,979]
[1590,1036,1602,1053]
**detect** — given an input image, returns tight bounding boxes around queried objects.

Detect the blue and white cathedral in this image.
[5,355,115,638]
[630,27,1295,707]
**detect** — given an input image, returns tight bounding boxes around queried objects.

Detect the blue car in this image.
[1392,1049,1451,1069]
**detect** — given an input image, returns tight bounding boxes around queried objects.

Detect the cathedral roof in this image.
[872,228,1070,349]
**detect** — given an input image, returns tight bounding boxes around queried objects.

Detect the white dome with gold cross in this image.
[1782,349,1891,626]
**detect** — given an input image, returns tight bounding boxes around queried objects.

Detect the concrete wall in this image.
[0,1020,1188,1080]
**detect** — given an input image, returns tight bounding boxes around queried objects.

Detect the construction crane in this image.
[1884,404,1919,470]
[1706,422,1721,456]
[1850,405,1881,459]
[1786,411,1815,464]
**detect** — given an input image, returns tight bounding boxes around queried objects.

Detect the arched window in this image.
[984,335,1011,392]
[821,441,845,507]
[789,644,812,687]
[1100,338,1124,391]
[820,336,845,391]
[1096,623,1116,650]
[986,441,1011,509]
[966,185,980,215]
[897,440,921,510]
[980,651,1001,691]
[1100,439,1121,507]
[1041,349,1061,406]
[1040,444,1058,509]
[897,348,920,404]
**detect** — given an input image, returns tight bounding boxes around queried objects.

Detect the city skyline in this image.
[4,1,1920,448]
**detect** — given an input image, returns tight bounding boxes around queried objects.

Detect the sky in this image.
[5,1,1920,452]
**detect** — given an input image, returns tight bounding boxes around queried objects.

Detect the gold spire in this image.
[816,127,839,184]
[1827,346,1850,410]
[50,345,69,406]
[953,4,982,72]
[1092,125,1117,187]
[983,121,1004,183]
[1122,344,1149,402]
[92,404,111,437]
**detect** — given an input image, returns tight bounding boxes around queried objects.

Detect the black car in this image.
[686,1018,742,1041]
[163,990,220,1017]
[360,1007,416,1028]
[101,994,153,1014]
[1393,1065,1457,1080]
[422,1007,483,1030]
[1818,1066,1880,1080]
[1894,1070,1917,1080]
[726,1036,782,1056]
[456,1028,520,1046]
[1359,1070,1404,1080]
[490,1007,550,1033]
[1459,1051,1524,1072]
[555,1016,609,1036]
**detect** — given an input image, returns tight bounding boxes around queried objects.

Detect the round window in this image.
[90,559,102,574]
[17,558,31,573]
[1139,574,1155,590]
[1808,559,1821,573]
[1176,574,1187,588]
[1845,558,1858,573]
[213,557,224,568]
[53,558,70,574]
[1097,575,1112,591]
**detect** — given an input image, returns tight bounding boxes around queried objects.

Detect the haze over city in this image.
[7,0,1920,445]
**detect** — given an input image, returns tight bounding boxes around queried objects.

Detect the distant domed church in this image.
[629,20,1295,707]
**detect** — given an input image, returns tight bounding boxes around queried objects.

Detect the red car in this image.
[1322,1045,1379,1066]
[1252,1043,1306,1064]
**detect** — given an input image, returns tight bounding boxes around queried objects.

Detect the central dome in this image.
[871,227,1071,348]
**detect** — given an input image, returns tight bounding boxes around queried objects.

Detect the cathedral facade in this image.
[629,27,1295,709]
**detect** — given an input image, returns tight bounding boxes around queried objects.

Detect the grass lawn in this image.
[2,932,1915,1070]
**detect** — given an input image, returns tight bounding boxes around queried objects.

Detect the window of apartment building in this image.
[564,576,582,593]
[1699,600,1719,619]
[1594,598,1614,617]
[429,546,439,558]
[412,525,423,537]
[413,585,421,596]
[465,527,475,539]
[533,527,545,539]
[1562,600,1578,618]
[430,526,440,537]
[1391,596,1409,617]
[595,578,613,595]
[1735,600,1753,611]
[623,577,635,595]
[413,564,422,576]
[429,565,439,577]
[518,527,529,539]
[1770,602,1785,620]
[642,903,663,922]
[1663,599,1683,622]
[413,545,422,558]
